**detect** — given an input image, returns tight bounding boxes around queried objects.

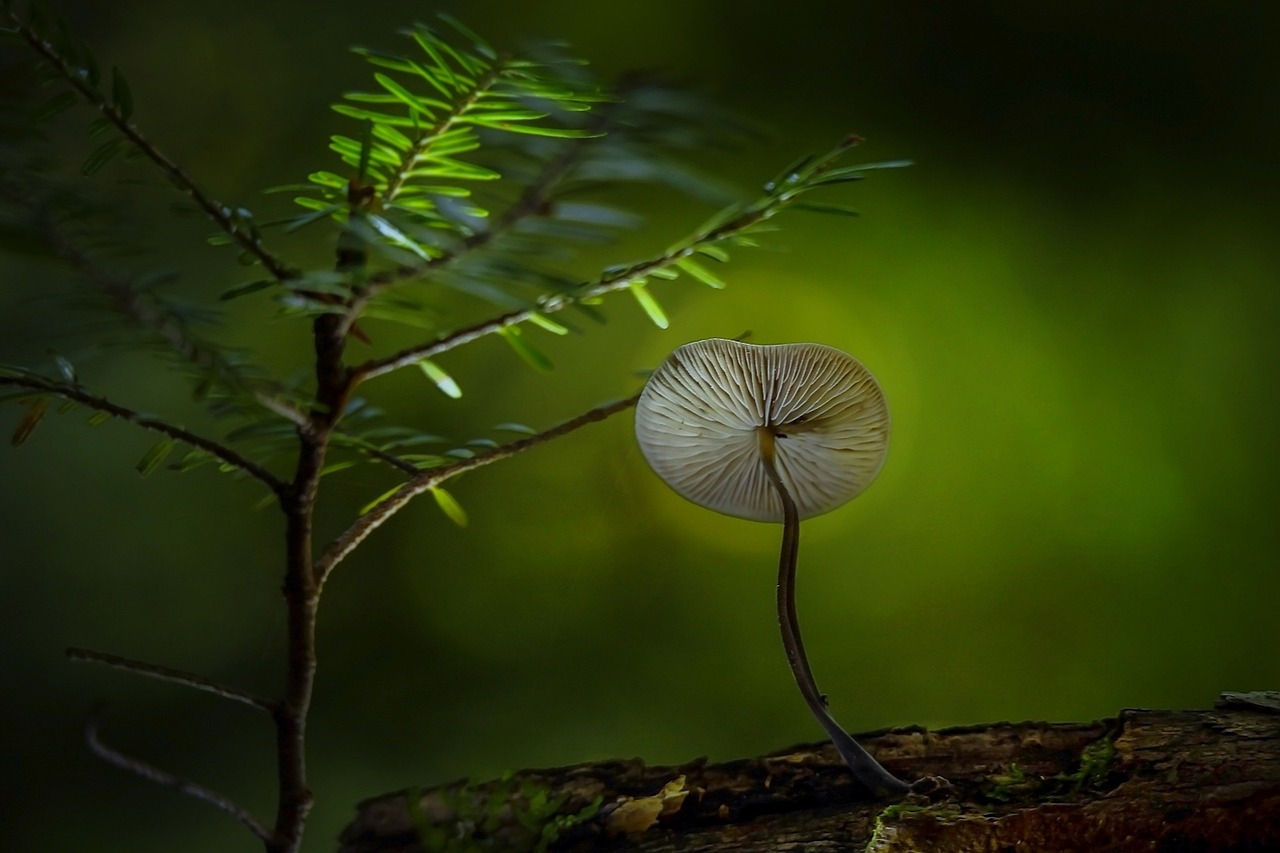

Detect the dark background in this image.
[2,1,1277,851]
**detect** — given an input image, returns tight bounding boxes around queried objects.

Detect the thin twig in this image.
[0,374,287,496]
[333,435,420,476]
[314,392,640,588]
[85,711,274,844]
[4,9,296,283]
[67,647,277,714]
[349,251,698,385]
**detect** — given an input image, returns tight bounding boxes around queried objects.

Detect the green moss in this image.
[866,802,966,850]
[979,762,1034,802]
[1045,730,1119,797]
[1072,735,1117,790]
[406,774,603,852]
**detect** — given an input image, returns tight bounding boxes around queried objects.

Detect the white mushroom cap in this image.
[635,338,889,522]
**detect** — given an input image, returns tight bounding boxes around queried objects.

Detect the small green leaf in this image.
[87,410,112,427]
[135,437,176,477]
[359,483,403,516]
[696,244,730,262]
[87,117,114,139]
[368,215,434,261]
[81,138,123,176]
[791,202,860,217]
[374,72,433,114]
[526,313,570,335]
[499,327,552,372]
[493,422,537,435]
[487,123,604,139]
[307,171,348,189]
[400,453,449,468]
[31,90,77,123]
[371,121,413,150]
[809,159,913,187]
[285,204,343,234]
[169,449,211,472]
[52,354,76,384]
[461,109,549,124]
[674,256,726,289]
[219,279,276,301]
[11,396,49,446]
[629,283,669,329]
[430,486,468,527]
[417,359,462,399]
[111,66,133,120]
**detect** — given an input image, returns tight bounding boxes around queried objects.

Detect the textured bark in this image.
[339,693,1280,852]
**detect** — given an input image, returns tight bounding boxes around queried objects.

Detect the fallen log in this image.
[339,692,1280,852]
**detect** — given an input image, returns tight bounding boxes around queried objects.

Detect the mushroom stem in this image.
[758,428,910,798]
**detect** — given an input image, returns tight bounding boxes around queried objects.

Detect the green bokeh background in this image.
[3,1,1277,851]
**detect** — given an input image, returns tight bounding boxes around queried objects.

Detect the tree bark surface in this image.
[338,693,1280,852]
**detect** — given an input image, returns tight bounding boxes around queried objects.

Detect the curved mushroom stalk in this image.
[636,338,909,797]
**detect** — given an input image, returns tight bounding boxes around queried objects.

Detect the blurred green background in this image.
[2,1,1278,851]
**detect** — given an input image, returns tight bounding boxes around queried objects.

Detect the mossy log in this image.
[338,693,1280,852]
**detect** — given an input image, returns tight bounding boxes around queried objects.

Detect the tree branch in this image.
[3,8,296,283]
[331,433,421,476]
[314,392,640,588]
[0,374,287,496]
[350,250,696,385]
[85,711,274,844]
[67,647,276,714]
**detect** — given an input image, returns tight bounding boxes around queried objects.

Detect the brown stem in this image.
[757,429,909,798]
[271,500,318,853]
[269,310,350,851]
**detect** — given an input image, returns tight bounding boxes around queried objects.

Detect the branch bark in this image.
[338,694,1280,853]
[67,647,276,714]
[314,392,640,589]
[0,374,286,495]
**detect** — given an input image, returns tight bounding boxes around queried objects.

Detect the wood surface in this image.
[338,692,1280,852]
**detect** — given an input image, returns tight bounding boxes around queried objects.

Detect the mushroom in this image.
[635,337,909,797]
